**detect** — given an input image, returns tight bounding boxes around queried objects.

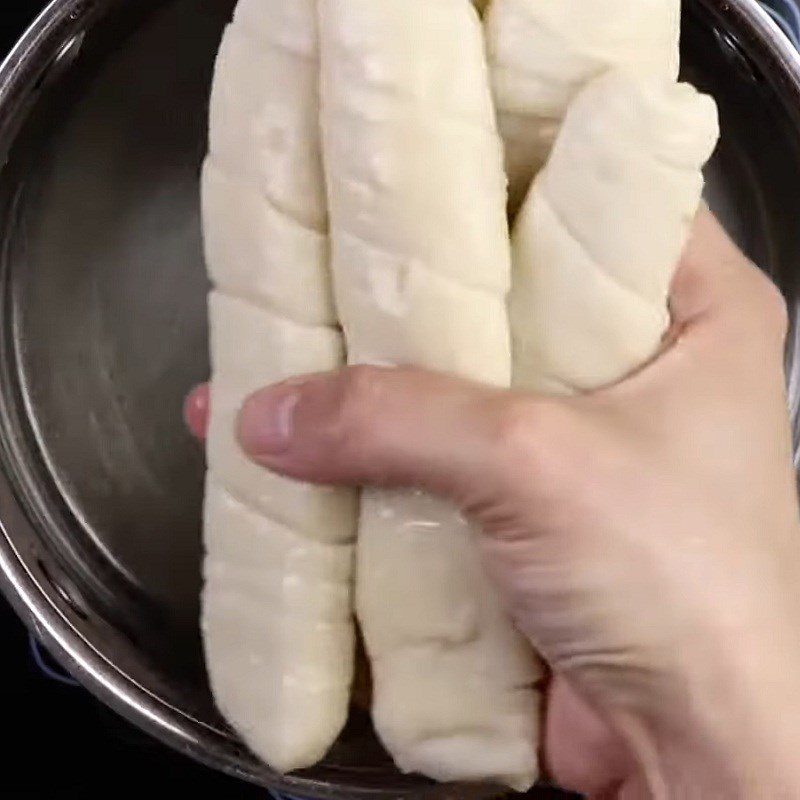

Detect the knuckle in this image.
[334,365,387,442]
[490,397,564,487]
[342,363,386,407]
[493,399,542,455]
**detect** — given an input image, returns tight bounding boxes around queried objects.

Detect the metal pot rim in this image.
[0,2,325,795]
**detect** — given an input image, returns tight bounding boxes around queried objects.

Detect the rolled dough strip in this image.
[201,0,356,773]
[318,0,542,789]
[511,70,719,394]
[485,0,681,212]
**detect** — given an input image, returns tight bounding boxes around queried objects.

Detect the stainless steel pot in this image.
[0,1,798,797]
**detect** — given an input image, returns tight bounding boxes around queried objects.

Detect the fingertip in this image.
[184,383,210,441]
[544,675,634,796]
[236,384,299,459]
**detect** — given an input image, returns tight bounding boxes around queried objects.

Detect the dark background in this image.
[1,596,269,796]
[0,2,284,796]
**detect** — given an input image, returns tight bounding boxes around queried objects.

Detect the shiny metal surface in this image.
[0,0,797,797]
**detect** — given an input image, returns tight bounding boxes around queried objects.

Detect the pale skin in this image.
[186,209,800,798]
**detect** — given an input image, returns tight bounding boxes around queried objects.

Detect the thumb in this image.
[236,365,537,502]
[670,206,786,338]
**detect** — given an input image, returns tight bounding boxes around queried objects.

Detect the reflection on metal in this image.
[760,0,800,47]
[29,632,80,686]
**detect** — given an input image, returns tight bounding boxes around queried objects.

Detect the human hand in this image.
[186,209,800,798]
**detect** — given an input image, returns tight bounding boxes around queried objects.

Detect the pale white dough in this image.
[203,484,354,770]
[319,0,541,789]
[359,490,539,787]
[332,230,510,385]
[201,0,355,774]
[206,292,355,543]
[511,70,719,394]
[485,0,681,210]
[208,18,326,230]
[201,160,335,326]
